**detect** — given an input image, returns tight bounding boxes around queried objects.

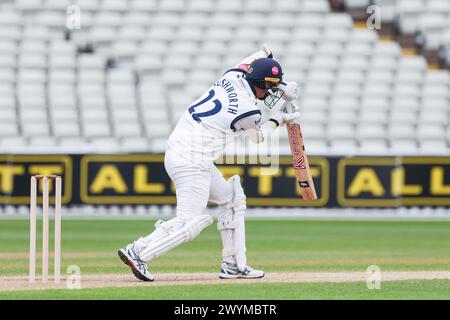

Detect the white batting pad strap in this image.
[138,215,213,262]
[217,220,239,231]
[133,218,180,252]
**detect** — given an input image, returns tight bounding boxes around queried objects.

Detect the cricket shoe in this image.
[118,244,154,282]
[219,261,265,279]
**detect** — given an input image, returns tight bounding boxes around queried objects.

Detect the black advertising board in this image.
[1,155,450,208]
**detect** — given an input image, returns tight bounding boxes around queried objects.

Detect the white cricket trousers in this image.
[164,149,234,221]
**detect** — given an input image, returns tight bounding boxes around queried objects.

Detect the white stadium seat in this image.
[0,123,19,136]
[0,108,17,122]
[84,122,111,138]
[111,108,139,123]
[0,68,16,83]
[0,0,449,156]
[18,54,47,69]
[134,55,162,72]
[424,71,450,85]
[329,139,358,155]
[0,9,22,27]
[419,139,449,155]
[398,56,428,72]
[22,122,49,137]
[427,0,450,13]
[419,112,448,125]
[80,109,109,122]
[59,137,89,150]
[329,110,358,124]
[325,13,354,29]
[147,26,176,41]
[373,42,402,57]
[90,137,121,152]
[360,111,388,125]
[130,0,157,12]
[149,137,168,152]
[357,124,387,140]
[49,56,77,70]
[396,70,424,85]
[0,136,27,148]
[111,41,139,61]
[422,85,449,99]
[120,137,150,152]
[145,122,171,138]
[322,29,350,44]
[53,122,81,137]
[334,84,361,97]
[302,0,331,13]
[305,139,329,155]
[114,122,142,138]
[344,0,370,9]
[350,29,378,44]
[29,137,57,148]
[301,123,326,140]
[391,97,421,112]
[0,41,17,55]
[376,0,396,22]
[390,139,419,155]
[327,124,355,140]
[421,98,448,111]
[22,26,51,42]
[371,56,398,71]
[34,11,65,28]
[359,139,389,155]
[390,112,418,127]
[397,0,423,34]
[417,124,446,140]
[388,124,416,140]
[0,26,21,41]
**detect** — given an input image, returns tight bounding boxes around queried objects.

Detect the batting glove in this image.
[270,102,301,127]
[278,81,299,102]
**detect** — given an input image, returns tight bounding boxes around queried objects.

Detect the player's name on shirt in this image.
[214,78,239,115]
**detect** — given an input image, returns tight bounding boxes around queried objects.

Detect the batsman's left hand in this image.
[278,81,299,102]
[270,102,301,126]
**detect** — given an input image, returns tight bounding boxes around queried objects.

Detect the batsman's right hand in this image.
[270,102,301,126]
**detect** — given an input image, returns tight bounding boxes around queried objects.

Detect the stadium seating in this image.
[0,0,449,155]
[345,0,450,56]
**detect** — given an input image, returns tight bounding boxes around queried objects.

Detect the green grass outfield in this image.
[1,219,450,299]
[2,280,450,300]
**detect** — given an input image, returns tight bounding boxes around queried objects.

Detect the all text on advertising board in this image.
[1,155,450,208]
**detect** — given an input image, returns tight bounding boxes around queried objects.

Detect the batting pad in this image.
[138,214,213,262]
[217,175,247,271]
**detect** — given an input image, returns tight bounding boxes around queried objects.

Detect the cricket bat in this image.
[286,102,318,200]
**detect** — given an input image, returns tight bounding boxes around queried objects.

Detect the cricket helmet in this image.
[245,57,285,108]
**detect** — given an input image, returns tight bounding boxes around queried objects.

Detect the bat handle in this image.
[283,100,300,124]
[290,101,300,113]
[281,95,299,113]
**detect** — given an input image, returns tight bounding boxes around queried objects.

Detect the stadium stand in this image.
[341,0,450,68]
[0,0,449,156]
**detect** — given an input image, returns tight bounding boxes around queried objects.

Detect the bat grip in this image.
[290,101,299,113]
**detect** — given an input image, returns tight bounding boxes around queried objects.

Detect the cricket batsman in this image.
[118,45,300,281]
